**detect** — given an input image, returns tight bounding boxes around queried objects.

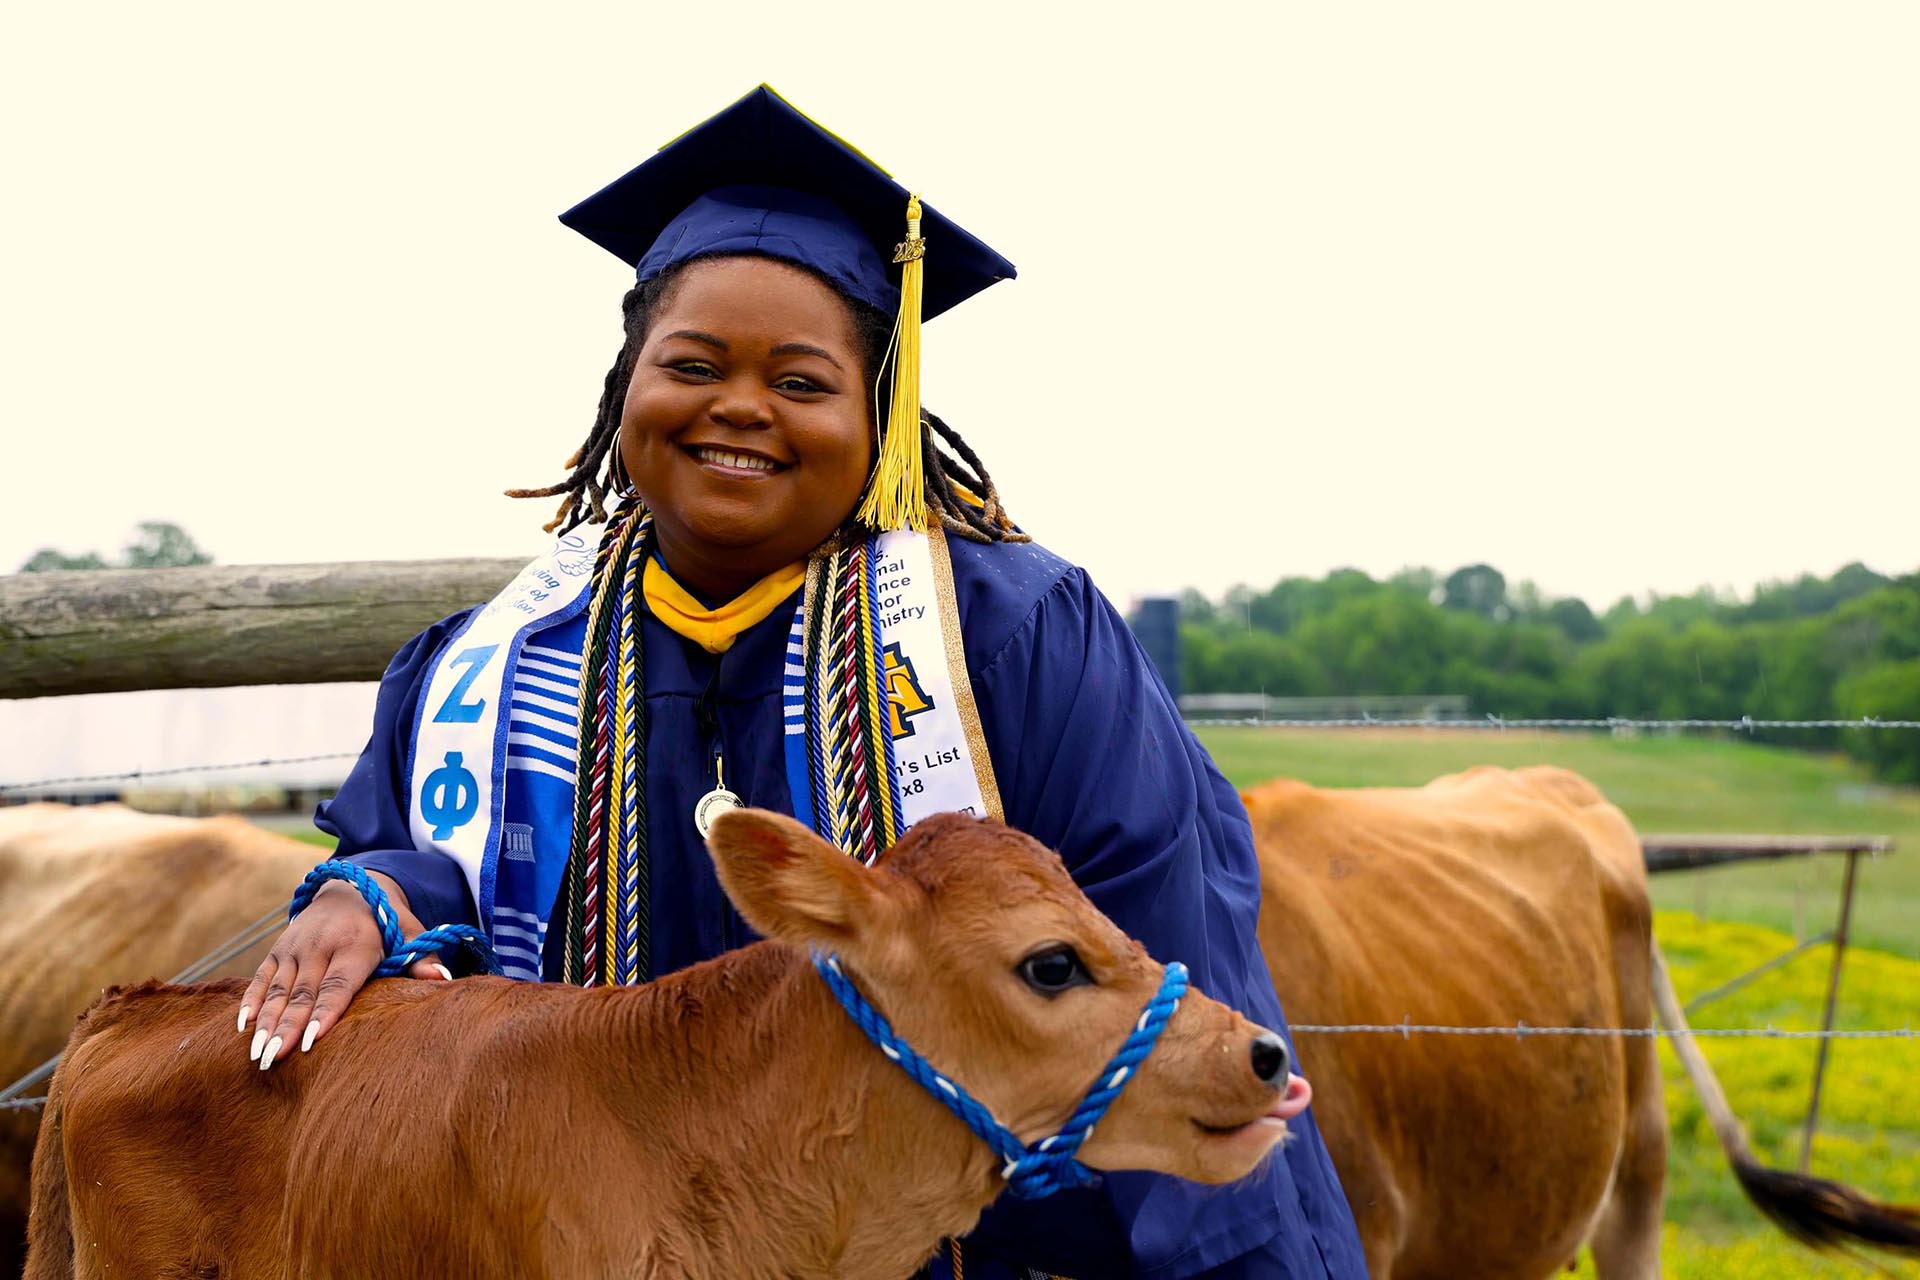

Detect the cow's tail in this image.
[1650,941,1920,1256]
[23,1064,74,1280]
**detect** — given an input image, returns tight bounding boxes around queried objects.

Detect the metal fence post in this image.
[1800,848,1861,1172]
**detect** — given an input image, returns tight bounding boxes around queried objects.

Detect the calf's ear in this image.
[705,809,903,951]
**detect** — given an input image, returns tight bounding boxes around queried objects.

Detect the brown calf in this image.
[1250,766,1920,1279]
[28,810,1306,1280]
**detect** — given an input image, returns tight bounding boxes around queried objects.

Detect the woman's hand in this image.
[238,870,450,1069]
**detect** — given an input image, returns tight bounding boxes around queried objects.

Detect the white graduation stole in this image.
[407,530,596,916]
[865,526,1002,825]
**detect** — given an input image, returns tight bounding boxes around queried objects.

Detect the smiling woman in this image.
[616,258,878,598]
[234,85,1366,1279]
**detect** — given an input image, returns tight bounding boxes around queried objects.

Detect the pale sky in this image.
[4,1,1915,612]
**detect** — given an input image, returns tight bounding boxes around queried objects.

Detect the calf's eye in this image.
[1018,945,1091,996]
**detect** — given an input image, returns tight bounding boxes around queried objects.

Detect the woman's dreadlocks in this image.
[506,258,1024,544]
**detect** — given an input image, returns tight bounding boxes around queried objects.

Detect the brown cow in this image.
[1249,765,1920,1279]
[26,810,1309,1280]
[0,803,317,1273]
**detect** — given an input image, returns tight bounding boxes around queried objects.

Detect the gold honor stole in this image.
[788,527,1002,864]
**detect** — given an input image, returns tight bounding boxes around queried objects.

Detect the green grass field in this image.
[1196,727,1920,958]
[1195,728,1920,1276]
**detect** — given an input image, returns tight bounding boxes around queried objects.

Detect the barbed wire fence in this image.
[1191,715,1920,731]
[1287,1022,1918,1040]
[2,716,1916,1116]
[0,1024,1910,1114]
[0,752,360,796]
[4,717,1918,797]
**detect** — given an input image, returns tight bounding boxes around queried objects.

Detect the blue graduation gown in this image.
[317,537,1365,1279]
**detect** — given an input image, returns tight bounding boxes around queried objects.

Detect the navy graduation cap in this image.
[559,84,1015,322]
[559,85,1015,532]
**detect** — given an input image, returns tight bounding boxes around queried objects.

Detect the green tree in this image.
[1388,566,1440,600]
[1169,560,1920,781]
[1738,561,1892,623]
[1507,579,1547,621]
[1442,564,1507,619]
[21,548,110,572]
[1544,598,1604,643]
[1182,626,1320,696]
[1602,595,1642,628]
[1570,621,1699,718]
[1641,588,1725,629]
[1835,660,1920,783]
[1247,569,1385,636]
[121,521,212,568]
[1825,588,1920,665]
[1744,617,1845,728]
[1669,620,1760,719]
[17,521,212,572]
[1293,593,1459,694]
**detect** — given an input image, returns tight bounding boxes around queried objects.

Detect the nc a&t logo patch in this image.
[883,642,934,740]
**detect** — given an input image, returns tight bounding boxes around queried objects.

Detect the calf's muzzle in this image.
[1250,1032,1289,1085]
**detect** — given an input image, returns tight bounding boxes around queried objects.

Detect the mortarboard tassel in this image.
[856,196,928,533]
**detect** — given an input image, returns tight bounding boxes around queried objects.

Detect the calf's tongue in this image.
[1269,1074,1312,1122]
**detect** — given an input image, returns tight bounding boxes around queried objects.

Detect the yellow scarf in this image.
[642,558,806,654]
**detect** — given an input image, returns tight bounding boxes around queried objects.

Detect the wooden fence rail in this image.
[1640,834,1893,873]
[0,560,522,699]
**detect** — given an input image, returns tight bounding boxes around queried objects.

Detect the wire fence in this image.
[1192,715,1920,731]
[5,1019,1909,1115]
[1288,1022,1919,1040]
[0,752,360,795]
[3,716,1917,796]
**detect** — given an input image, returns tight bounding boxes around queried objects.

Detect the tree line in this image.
[1179,562,1920,783]
[21,521,213,573]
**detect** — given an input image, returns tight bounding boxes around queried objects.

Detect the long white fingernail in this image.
[433,964,453,982]
[259,1036,282,1070]
[238,1006,251,1033]
[249,1029,267,1062]
[301,1023,318,1053]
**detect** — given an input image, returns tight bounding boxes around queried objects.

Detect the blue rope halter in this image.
[813,951,1190,1199]
[289,860,502,978]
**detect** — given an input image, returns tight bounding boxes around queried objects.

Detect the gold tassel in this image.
[856,195,928,532]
